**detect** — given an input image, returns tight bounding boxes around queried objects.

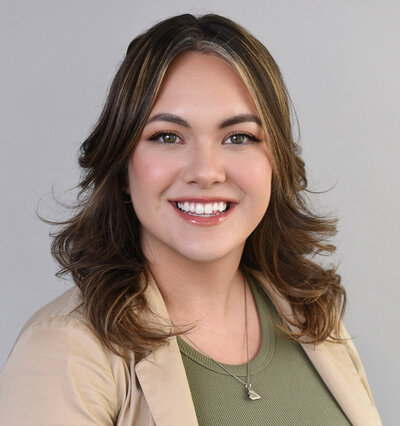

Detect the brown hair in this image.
[51,13,346,359]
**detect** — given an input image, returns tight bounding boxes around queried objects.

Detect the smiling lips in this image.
[169,198,236,225]
[176,201,228,216]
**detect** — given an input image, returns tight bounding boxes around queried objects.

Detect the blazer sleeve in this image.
[0,315,119,426]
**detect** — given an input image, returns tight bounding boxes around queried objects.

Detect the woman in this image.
[0,13,381,425]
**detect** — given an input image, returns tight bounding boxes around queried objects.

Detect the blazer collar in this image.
[135,272,381,426]
[135,276,198,426]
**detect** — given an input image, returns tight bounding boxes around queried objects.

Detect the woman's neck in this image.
[146,248,245,328]
[143,243,262,364]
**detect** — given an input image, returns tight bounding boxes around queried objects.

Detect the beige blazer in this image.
[0,274,381,426]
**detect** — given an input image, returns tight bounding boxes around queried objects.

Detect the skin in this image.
[127,52,272,364]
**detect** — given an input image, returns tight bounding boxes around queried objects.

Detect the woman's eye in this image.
[225,133,261,145]
[149,132,181,144]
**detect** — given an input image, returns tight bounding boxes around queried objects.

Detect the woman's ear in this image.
[122,188,132,204]
[123,170,131,195]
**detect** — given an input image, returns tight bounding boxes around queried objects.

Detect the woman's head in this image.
[78,13,303,265]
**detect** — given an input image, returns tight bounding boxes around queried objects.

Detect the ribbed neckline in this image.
[177,275,275,378]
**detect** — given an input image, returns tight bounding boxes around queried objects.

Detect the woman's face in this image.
[127,52,272,264]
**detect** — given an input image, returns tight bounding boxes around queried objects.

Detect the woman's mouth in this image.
[169,199,236,226]
[175,201,230,217]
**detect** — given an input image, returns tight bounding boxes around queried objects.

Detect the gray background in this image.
[1,0,398,423]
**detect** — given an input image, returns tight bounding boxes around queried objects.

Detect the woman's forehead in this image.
[148,52,260,122]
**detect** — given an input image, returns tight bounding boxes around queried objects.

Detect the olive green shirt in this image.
[178,280,351,426]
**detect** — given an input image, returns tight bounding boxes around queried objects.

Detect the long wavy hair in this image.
[51,13,346,359]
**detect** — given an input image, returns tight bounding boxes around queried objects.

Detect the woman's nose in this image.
[182,141,226,188]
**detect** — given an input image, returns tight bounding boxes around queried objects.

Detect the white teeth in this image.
[175,201,229,216]
[195,204,204,214]
[204,203,213,214]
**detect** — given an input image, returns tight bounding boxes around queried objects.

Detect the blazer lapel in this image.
[135,277,198,426]
[301,339,381,426]
[251,270,382,426]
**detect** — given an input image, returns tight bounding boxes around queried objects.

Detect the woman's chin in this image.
[170,243,244,265]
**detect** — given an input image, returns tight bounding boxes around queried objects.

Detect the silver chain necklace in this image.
[182,278,261,401]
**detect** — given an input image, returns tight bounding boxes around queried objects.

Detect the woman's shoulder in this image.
[9,285,129,372]
[0,286,134,425]
[8,286,97,358]
[19,285,86,333]
[6,286,118,372]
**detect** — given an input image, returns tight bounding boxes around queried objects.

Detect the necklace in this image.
[182,278,261,401]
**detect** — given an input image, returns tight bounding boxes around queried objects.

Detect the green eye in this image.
[225,133,262,145]
[229,134,246,144]
[149,132,180,144]
[161,133,178,143]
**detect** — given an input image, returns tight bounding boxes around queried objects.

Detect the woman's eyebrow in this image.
[146,113,190,127]
[145,113,262,128]
[219,114,262,128]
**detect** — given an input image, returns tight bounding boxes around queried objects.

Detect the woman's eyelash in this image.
[225,132,262,144]
[148,131,181,143]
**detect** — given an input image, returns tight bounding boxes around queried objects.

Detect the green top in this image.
[177,276,351,426]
